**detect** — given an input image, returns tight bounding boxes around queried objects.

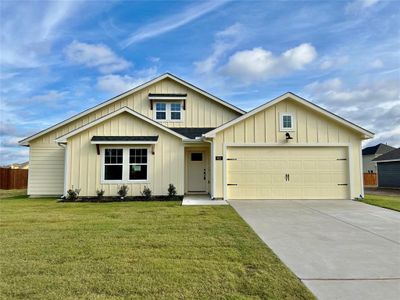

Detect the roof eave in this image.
[204,92,374,138]
[19,73,244,145]
[54,106,187,143]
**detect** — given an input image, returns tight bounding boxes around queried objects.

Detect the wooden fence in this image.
[363,173,377,187]
[0,168,28,189]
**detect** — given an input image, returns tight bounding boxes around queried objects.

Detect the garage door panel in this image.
[227,147,349,200]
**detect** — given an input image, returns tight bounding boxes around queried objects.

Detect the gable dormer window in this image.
[149,93,186,122]
[154,102,182,121]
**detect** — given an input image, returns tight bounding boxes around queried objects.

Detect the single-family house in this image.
[19,73,374,200]
[362,143,395,173]
[372,148,400,189]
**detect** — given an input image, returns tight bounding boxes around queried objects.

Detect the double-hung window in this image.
[170,103,181,120]
[104,149,123,180]
[155,103,167,120]
[103,147,149,183]
[154,102,182,121]
[129,149,148,180]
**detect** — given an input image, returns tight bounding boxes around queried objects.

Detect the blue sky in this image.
[0,0,399,164]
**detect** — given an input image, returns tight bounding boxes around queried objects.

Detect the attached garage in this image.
[226,146,350,200]
[204,93,374,200]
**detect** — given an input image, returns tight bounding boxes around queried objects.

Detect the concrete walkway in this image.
[182,194,228,205]
[230,200,400,300]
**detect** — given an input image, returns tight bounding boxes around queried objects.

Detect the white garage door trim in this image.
[223,143,353,200]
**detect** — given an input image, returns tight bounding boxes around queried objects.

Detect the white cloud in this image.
[0,1,82,69]
[281,43,317,69]
[31,90,69,103]
[222,43,317,83]
[346,0,381,13]
[320,56,349,70]
[304,77,400,147]
[121,0,229,47]
[195,23,244,74]
[370,59,384,69]
[64,40,131,73]
[96,68,158,94]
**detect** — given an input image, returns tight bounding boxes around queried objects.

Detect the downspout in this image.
[57,142,68,197]
[202,136,215,199]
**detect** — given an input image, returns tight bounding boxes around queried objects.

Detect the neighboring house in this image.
[2,162,29,169]
[362,143,395,173]
[372,148,400,189]
[19,73,374,200]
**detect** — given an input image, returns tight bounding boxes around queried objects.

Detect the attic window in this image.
[154,102,183,121]
[280,113,295,131]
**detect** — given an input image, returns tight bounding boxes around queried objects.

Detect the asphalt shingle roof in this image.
[372,148,400,162]
[148,93,187,97]
[362,143,395,155]
[91,136,159,142]
[169,128,215,139]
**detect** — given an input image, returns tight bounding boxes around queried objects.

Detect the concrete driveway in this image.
[230,200,400,300]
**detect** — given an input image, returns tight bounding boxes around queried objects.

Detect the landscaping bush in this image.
[117,185,129,200]
[65,188,81,202]
[96,189,105,201]
[141,186,152,200]
[168,184,177,199]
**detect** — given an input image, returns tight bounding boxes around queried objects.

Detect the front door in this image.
[187,152,207,192]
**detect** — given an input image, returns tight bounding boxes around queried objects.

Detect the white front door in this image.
[187,151,207,192]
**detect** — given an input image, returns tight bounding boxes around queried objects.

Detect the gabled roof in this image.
[170,127,215,139]
[19,73,245,145]
[372,148,400,162]
[204,92,374,139]
[362,143,396,155]
[55,106,187,143]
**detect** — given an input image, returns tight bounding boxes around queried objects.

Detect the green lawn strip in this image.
[0,189,27,199]
[361,194,400,212]
[0,198,315,300]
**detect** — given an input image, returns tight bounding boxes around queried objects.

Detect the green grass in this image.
[361,194,400,212]
[0,189,27,199]
[0,198,314,300]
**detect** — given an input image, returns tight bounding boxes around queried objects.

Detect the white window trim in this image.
[154,101,184,122]
[101,146,151,184]
[279,112,295,132]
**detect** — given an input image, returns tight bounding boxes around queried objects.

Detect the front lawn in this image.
[0,189,27,199]
[361,194,400,212]
[0,198,314,299]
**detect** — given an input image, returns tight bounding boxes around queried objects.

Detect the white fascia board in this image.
[375,159,400,163]
[54,106,186,143]
[204,92,374,139]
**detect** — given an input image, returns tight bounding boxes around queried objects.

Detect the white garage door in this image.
[226,147,349,200]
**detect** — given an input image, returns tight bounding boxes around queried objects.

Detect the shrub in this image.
[117,185,129,199]
[66,188,81,202]
[167,184,177,199]
[96,189,105,201]
[141,186,152,200]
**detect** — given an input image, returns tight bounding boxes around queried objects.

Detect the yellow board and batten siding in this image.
[66,112,184,197]
[27,78,240,196]
[213,98,363,199]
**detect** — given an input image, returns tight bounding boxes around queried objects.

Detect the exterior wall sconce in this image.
[285,132,293,140]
